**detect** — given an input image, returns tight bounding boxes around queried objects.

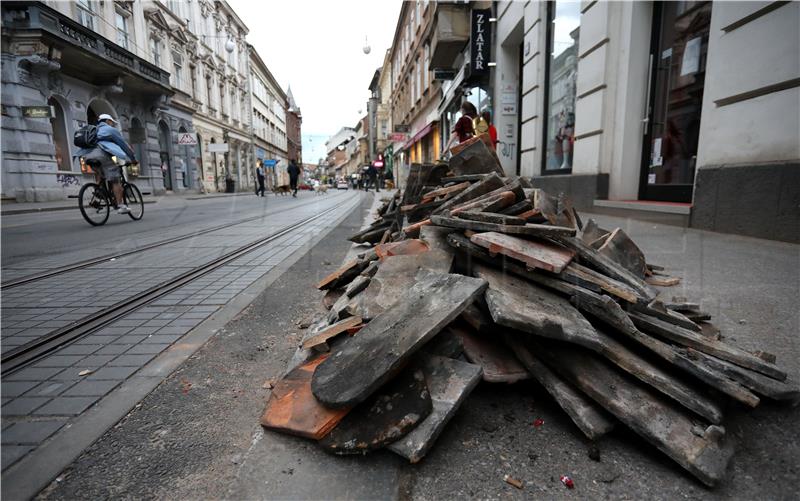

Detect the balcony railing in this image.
[2,2,171,89]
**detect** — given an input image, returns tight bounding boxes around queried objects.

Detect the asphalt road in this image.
[2,191,352,268]
[33,202,800,499]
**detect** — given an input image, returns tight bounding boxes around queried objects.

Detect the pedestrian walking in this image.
[255,161,266,197]
[367,164,380,193]
[287,159,301,197]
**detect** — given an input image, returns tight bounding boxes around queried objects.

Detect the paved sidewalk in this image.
[1,192,364,499]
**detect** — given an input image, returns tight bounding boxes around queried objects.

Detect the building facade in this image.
[249,45,289,189]
[493,0,799,242]
[180,0,251,193]
[2,0,291,201]
[388,0,442,174]
[286,86,302,165]
[1,1,172,201]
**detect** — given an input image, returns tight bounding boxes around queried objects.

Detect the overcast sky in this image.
[229,0,403,164]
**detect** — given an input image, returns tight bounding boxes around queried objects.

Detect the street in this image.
[1,189,365,498]
[7,203,797,501]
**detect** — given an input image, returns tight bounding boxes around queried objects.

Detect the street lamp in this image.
[203,35,236,53]
[362,35,371,55]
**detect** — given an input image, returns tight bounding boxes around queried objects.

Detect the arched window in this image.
[48,96,72,172]
[87,98,116,125]
[178,126,191,188]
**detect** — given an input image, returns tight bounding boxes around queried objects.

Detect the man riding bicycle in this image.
[76,114,137,214]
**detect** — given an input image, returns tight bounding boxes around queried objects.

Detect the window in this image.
[172,52,183,89]
[115,12,129,49]
[543,1,580,172]
[167,0,181,17]
[423,44,430,91]
[150,37,161,67]
[416,1,421,28]
[220,84,226,115]
[206,75,214,110]
[76,0,95,30]
[190,65,197,97]
[414,58,421,102]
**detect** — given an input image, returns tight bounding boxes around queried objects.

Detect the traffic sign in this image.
[177,132,198,145]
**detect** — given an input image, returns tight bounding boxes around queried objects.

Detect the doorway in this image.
[158,120,173,191]
[639,1,712,202]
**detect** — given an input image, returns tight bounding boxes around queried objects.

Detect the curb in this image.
[1,200,158,216]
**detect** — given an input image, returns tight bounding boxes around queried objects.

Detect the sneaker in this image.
[116,204,131,214]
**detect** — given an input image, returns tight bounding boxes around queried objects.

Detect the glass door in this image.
[640,1,712,202]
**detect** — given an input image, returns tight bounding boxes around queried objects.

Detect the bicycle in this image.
[78,156,144,226]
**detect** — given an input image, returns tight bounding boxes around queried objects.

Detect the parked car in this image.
[336,179,349,190]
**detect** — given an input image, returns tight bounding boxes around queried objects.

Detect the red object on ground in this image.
[560,475,574,489]
[533,418,544,428]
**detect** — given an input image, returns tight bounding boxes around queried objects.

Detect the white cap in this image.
[98,113,117,123]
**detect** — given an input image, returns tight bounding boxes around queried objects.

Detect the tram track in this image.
[1,192,348,290]
[1,201,348,375]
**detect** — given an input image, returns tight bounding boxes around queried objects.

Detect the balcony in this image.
[430,3,470,69]
[2,2,172,95]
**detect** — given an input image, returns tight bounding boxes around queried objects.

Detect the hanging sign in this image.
[177,132,197,145]
[470,8,492,77]
[207,143,229,153]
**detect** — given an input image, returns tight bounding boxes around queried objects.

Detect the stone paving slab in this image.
[0,193,362,475]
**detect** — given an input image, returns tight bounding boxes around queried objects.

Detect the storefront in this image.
[493,0,799,242]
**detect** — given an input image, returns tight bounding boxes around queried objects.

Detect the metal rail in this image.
[1,193,347,290]
[1,203,344,375]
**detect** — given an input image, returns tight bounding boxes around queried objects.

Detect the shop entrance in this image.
[639,1,712,203]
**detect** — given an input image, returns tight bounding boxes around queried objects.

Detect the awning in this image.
[402,123,434,150]
[437,64,467,117]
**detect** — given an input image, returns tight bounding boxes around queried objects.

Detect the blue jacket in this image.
[76,123,137,162]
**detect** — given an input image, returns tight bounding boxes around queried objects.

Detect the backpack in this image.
[72,125,97,148]
[74,124,98,149]
[473,116,489,135]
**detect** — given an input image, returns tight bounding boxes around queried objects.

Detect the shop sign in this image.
[264,159,278,168]
[177,132,197,145]
[501,103,517,116]
[22,106,54,119]
[394,124,410,133]
[470,8,492,76]
[208,143,229,153]
[388,132,408,142]
[256,147,266,159]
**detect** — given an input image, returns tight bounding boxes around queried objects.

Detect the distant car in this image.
[337,180,349,190]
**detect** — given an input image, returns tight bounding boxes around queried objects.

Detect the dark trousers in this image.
[256,176,265,196]
[290,177,298,196]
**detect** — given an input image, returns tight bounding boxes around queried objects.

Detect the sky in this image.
[229,0,403,164]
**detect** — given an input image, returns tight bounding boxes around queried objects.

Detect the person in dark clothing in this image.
[287,160,301,197]
[255,161,266,197]
[367,164,380,193]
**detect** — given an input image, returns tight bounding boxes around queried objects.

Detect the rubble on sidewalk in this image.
[260,134,798,488]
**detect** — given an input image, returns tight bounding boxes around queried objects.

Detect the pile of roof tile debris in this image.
[260,135,798,487]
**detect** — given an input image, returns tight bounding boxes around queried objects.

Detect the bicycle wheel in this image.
[123,183,144,220]
[78,182,110,226]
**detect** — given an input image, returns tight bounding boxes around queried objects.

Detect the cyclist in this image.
[77,114,137,214]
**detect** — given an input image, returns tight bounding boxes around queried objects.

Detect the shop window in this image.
[129,117,147,173]
[543,1,580,173]
[48,97,72,172]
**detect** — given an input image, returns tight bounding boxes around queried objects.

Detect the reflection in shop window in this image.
[544,1,580,172]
